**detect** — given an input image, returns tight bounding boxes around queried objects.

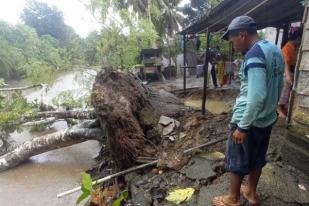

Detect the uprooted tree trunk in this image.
[91,69,161,169]
[0,69,162,171]
[21,109,96,123]
[0,120,105,171]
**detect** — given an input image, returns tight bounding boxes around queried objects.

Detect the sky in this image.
[0,0,101,38]
[0,0,190,38]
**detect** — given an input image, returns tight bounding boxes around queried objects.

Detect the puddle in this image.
[184,99,231,114]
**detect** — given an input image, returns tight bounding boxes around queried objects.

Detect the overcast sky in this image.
[0,0,190,38]
[0,0,101,37]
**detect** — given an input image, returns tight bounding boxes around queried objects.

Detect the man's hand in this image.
[286,73,293,86]
[232,129,248,144]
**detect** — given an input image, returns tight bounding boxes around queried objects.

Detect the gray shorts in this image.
[225,124,272,176]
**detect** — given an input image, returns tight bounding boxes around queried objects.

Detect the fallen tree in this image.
[31,109,96,119]
[0,120,105,171]
[0,84,45,92]
[0,68,179,171]
[91,68,161,169]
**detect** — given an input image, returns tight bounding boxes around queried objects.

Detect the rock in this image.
[162,121,175,136]
[150,186,167,202]
[126,173,152,206]
[158,89,183,105]
[174,120,180,128]
[135,179,148,187]
[169,136,176,142]
[159,116,174,126]
[181,156,216,180]
[179,132,186,139]
[158,151,189,170]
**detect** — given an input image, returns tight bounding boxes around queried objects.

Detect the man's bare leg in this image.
[213,172,242,205]
[241,169,262,205]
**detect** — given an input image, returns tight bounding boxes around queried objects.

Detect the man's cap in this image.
[222,16,257,40]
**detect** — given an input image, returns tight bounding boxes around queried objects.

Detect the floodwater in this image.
[184,99,231,114]
[0,71,100,206]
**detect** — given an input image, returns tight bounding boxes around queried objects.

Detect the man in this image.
[277,27,302,118]
[213,16,284,206]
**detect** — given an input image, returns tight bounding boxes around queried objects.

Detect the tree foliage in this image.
[0,0,101,82]
[0,91,38,133]
[181,0,223,25]
[21,0,70,44]
[100,15,159,69]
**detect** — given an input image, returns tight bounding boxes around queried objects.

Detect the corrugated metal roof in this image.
[180,0,305,35]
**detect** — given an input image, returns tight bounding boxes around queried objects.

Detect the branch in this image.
[0,120,105,172]
[0,84,45,92]
[22,109,96,122]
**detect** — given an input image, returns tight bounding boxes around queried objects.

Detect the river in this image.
[0,70,100,206]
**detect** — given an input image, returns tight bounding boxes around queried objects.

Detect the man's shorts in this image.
[224,124,272,176]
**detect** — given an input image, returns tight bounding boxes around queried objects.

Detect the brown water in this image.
[0,140,100,206]
[184,99,231,114]
[0,72,100,206]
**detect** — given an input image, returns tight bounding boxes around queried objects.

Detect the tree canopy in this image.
[21,0,70,44]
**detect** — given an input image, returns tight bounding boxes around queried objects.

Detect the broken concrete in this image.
[159,116,175,126]
[181,156,216,181]
[163,122,176,136]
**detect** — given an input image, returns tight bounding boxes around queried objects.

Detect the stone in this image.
[169,136,176,142]
[162,121,175,136]
[179,132,186,139]
[159,116,174,126]
[158,89,183,105]
[181,156,216,180]
[174,120,180,128]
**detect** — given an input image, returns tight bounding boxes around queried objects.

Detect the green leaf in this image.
[76,190,90,205]
[112,190,129,206]
[81,172,92,192]
[76,173,93,205]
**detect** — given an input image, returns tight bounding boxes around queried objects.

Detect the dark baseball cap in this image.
[222,16,257,40]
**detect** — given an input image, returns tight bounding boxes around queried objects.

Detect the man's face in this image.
[229,31,248,55]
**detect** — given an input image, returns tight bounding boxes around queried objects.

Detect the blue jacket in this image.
[231,40,284,131]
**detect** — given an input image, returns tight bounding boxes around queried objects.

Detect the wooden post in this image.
[281,24,289,48]
[275,28,280,45]
[228,42,233,84]
[202,29,210,115]
[183,35,187,93]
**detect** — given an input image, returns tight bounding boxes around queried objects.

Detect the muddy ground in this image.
[88,85,309,206]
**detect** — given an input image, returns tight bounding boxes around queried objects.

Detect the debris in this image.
[163,122,175,136]
[174,120,180,128]
[112,190,128,206]
[159,116,174,126]
[181,156,216,180]
[57,138,227,198]
[91,186,118,206]
[169,136,176,142]
[298,184,307,191]
[179,132,186,139]
[165,188,195,204]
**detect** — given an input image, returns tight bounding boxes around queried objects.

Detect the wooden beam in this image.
[183,35,187,93]
[202,29,210,115]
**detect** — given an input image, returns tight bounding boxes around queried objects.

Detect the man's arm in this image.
[237,67,267,132]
